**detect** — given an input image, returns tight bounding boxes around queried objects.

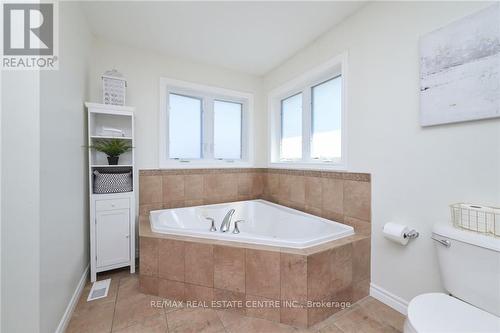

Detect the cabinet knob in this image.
[126,235,129,238]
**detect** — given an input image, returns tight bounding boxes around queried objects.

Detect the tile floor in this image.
[67,268,405,333]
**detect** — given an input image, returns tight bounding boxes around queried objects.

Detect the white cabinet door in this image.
[96,208,130,267]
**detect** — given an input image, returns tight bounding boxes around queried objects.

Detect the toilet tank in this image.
[433,224,500,317]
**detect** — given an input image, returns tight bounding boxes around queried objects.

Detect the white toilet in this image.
[404,223,500,333]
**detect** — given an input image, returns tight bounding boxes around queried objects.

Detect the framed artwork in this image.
[419,4,500,126]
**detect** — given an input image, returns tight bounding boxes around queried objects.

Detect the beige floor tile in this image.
[112,313,168,333]
[66,301,115,333]
[113,293,165,330]
[317,324,344,333]
[166,308,225,333]
[67,273,124,333]
[116,275,143,302]
[113,276,165,331]
[68,268,405,333]
[217,310,297,333]
[359,297,405,332]
[159,299,185,314]
[308,303,359,332]
[331,306,388,333]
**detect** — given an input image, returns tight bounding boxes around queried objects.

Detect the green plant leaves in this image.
[90,139,132,157]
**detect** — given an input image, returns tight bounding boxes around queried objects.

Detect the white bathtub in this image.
[149,200,354,249]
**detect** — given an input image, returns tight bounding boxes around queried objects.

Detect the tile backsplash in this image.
[139,168,370,235]
[139,168,265,215]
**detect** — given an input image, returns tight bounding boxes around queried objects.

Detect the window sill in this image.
[159,160,254,169]
[268,161,347,171]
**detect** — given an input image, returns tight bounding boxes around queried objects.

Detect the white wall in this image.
[264,1,500,305]
[89,38,266,170]
[88,39,267,242]
[1,70,41,333]
[39,2,92,332]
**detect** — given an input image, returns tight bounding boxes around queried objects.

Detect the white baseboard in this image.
[55,264,89,333]
[370,283,409,315]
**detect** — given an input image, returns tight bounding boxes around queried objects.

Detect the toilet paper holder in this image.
[404,229,419,240]
[383,223,419,245]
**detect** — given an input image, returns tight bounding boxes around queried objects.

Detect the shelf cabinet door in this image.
[95,208,130,267]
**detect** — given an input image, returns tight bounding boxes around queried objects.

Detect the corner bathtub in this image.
[149,199,354,249]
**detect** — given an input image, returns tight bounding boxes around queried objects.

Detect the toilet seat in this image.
[406,293,500,333]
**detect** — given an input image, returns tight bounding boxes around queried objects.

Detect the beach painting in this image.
[419,4,500,126]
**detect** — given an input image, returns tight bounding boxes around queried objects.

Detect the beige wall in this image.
[263,1,500,305]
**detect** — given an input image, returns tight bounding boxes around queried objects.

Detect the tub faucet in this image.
[220,209,235,232]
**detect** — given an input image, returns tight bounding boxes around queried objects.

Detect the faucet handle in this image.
[205,217,217,232]
[233,220,244,234]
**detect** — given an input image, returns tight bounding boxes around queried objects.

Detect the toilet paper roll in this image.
[383,223,410,245]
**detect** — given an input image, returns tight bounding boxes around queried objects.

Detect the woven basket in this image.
[93,170,132,194]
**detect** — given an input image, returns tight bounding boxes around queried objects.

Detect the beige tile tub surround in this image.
[139,216,371,328]
[139,169,265,215]
[139,168,371,235]
[262,169,371,234]
[138,167,371,328]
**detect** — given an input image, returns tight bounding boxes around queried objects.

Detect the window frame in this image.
[268,52,348,170]
[159,77,253,168]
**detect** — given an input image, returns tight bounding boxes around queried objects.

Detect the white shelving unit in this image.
[86,102,136,282]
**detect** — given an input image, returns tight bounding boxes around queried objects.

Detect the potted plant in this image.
[91,139,132,165]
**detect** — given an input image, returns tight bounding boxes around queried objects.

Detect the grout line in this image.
[212,244,215,296]
[164,309,170,332]
[215,310,229,333]
[332,322,346,332]
[111,272,169,332]
[109,274,123,332]
[221,315,230,333]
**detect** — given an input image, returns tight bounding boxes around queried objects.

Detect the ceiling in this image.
[81,1,366,76]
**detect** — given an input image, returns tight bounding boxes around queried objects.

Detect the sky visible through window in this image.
[214,100,242,159]
[312,76,342,159]
[281,93,303,159]
[168,93,202,158]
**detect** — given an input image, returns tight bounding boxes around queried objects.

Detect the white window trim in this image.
[268,52,348,170]
[159,77,254,169]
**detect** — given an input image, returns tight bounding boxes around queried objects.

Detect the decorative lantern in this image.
[102,69,126,106]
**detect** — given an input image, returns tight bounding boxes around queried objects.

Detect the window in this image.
[280,93,303,160]
[311,77,342,160]
[159,78,253,168]
[168,94,202,159]
[214,100,242,159]
[269,53,346,168]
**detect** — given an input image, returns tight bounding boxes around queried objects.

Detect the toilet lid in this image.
[407,293,500,332]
